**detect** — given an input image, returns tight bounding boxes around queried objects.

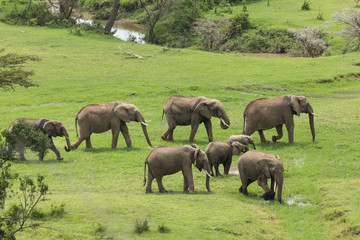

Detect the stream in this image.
[76,19,145,44]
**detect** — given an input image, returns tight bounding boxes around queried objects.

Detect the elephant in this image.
[243,95,315,144]
[69,101,152,150]
[205,141,248,176]
[144,144,213,194]
[161,95,231,143]
[8,118,72,161]
[226,135,256,149]
[238,150,284,203]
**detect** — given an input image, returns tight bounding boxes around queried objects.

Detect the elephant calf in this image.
[226,135,256,149]
[144,144,213,194]
[8,118,72,161]
[238,150,284,203]
[205,141,248,176]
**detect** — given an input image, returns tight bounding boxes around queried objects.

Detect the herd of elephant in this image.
[8,94,316,203]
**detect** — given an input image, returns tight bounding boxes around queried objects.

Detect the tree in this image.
[104,0,120,35]
[48,0,79,19]
[0,49,40,91]
[139,0,173,43]
[0,50,49,240]
[333,7,360,50]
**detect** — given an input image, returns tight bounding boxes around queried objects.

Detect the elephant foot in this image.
[188,191,195,194]
[239,186,243,193]
[57,156,64,161]
[146,189,153,193]
[159,189,168,193]
[262,192,273,200]
[272,136,278,142]
[161,135,167,141]
[20,158,27,161]
[269,192,275,200]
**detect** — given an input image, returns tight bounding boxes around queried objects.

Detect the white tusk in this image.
[283,181,289,191]
[311,112,317,116]
[65,136,70,140]
[145,120,151,123]
[273,182,277,192]
[205,170,213,178]
[141,122,150,126]
[220,118,230,128]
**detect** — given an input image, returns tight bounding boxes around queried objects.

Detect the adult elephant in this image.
[144,144,212,193]
[243,95,315,144]
[8,118,72,161]
[69,102,152,150]
[238,150,284,203]
[161,95,231,143]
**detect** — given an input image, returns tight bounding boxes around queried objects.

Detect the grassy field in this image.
[1,1,360,238]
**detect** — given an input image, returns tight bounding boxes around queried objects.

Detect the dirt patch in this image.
[229,166,239,175]
[240,53,292,58]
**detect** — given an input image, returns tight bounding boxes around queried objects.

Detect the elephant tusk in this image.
[283,181,289,191]
[220,118,230,128]
[65,136,70,140]
[310,112,317,116]
[205,170,213,178]
[141,121,150,126]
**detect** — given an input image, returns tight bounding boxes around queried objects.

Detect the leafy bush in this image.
[2,120,51,159]
[333,7,360,50]
[221,28,298,53]
[134,217,150,234]
[301,0,310,10]
[228,12,251,38]
[158,223,171,233]
[289,26,329,57]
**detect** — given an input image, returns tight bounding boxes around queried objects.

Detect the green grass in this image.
[1,9,360,239]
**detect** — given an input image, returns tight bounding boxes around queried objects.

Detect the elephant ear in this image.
[257,159,271,178]
[114,105,131,122]
[194,101,212,118]
[291,96,301,116]
[191,144,200,165]
[43,121,56,135]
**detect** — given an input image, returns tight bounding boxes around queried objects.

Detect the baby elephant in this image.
[205,141,248,176]
[238,150,284,203]
[144,144,213,194]
[226,135,256,149]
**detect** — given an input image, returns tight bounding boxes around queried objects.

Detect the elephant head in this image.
[194,99,230,129]
[43,120,72,152]
[113,103,153,147]
[290,95,315,141]
[231,142,249,156]
[192,144,212,192]
[257,156,284,203]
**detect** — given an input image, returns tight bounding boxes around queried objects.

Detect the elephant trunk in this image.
[137,112,153,147]
[308,105,315,141]
[203,160,212,192]
[275,175,283,203]
[219,112,230,130]
[206,174,210,192]
[62,127,72,152]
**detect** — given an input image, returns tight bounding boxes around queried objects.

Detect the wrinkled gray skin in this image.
[238,150,284,203]
[226,135,256,149]
[70,102,152,150]
[205,141,248,176]
[144,144,212,194]
[161,95,231,143]
[243,95,315,144]
[8,118,72,161]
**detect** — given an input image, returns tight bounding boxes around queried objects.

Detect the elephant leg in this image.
[272,125,283,142]
[120,123,132,148]
[111,125,120,149]
[239,178,255,195]
[224,159,232,175]
[214,164,221,176]
[182,170,189,192]
[85,137,92,149]
[156,177,168,193]
[189,121,200,143]
[257,176,271,200]
[258,130,270,143]
[204,119,213,142]
[161,118,176,141]
[146,171,154,193]
[269,177,275,200]
[49,139,63,160]
[183,167,194,193]
[285,119,295,144]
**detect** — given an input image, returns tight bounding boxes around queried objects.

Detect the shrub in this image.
[289,26,329,57]
[333,7,360,50]
[134,217,150,234]
[228,12,251,38]
[158,223,171,233]
[301,0,310,10]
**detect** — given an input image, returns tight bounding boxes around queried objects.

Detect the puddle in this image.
[286,196,311,206]
[228,166,239,175]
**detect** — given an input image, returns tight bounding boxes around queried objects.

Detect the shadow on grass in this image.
[81,147,142,153]
[148,190,213,195]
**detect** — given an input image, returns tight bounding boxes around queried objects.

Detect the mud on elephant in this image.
[8,118,72,161]
[238,150,285,203]
[144,144,213,194]
[69,101,152,150]
[243,95,315,144]
[205,141,248,176]
[161,95,231,143]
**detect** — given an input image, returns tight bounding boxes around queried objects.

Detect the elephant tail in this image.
[143,160,148,187]
[75,115,79,137]
[161,109,165,121]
